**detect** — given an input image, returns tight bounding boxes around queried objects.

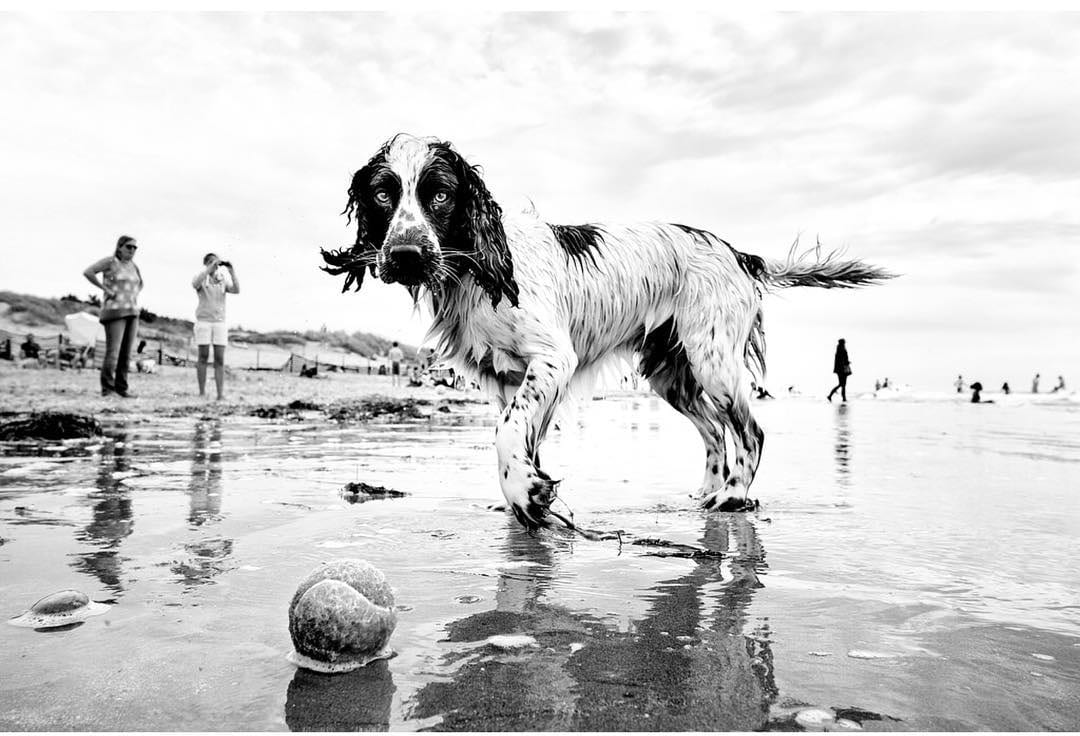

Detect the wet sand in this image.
[1,368,1079,731]
[0,363,473,416]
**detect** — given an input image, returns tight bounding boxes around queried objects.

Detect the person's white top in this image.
[193,268,237,322]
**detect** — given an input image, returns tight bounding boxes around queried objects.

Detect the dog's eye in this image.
[432,190,450,205]
[373,189,392,206]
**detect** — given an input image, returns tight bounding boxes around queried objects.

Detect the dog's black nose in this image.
[388,243,424,272]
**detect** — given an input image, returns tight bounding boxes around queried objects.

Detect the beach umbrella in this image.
[64,311,105,345]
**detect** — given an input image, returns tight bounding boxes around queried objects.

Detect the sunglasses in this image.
[125,244,138,250]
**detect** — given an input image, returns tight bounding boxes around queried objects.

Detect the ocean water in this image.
[1,394,1078,731]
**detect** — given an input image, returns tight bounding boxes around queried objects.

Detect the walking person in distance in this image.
[827,338,852,403]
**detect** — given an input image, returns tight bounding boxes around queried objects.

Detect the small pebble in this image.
[795,708,837,730]
[847,649,896,659]
[833,718,864,731]
[485,634,538,649]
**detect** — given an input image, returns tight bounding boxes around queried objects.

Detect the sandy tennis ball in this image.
[8,589,110,629]
[287,559,397,673]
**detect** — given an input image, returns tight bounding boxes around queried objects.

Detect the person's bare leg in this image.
[213,345,226,400]
[197,345,210,396]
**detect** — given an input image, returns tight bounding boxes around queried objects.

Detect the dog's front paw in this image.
[508,470,560,531]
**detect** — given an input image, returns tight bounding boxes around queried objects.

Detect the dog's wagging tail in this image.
[321,134,894,531]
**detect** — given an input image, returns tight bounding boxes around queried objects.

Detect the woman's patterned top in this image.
[99,257,143,322]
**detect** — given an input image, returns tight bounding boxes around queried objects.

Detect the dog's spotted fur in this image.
[322,134,893,530]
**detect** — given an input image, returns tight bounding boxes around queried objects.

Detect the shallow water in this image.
[1,396,1079,731]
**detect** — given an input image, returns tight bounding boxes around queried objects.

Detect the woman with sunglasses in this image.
[83,235,144,397]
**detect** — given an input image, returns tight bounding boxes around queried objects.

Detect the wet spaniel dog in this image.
[323,134,892,530]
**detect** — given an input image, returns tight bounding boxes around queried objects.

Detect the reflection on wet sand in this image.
[173,419,232,587]
[834,403,852,487]
[285,658,396,732]
[188,419,224,527]
[72,429,134,593]
[410,515,775,731]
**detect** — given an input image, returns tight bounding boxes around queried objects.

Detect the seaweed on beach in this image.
[325,396,430,422]
[249,405,301,420]
[248,400,322,420]
[0,412,103,441]
[832,707,902,724]
[341,481,407,503]
[247,396,463,422]
[630,537,725,560]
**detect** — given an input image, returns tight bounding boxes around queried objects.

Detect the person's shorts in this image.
[194,321,228,347]
[391,361,401,376]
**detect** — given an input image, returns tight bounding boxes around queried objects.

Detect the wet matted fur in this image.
[322,134,893,530]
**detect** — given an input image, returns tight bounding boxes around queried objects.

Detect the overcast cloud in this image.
[1,12,1077,391]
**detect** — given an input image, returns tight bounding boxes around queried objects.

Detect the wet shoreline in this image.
[2,370,1080,731]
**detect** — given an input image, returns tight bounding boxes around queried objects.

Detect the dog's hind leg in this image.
[678,332,765,510]
[695,377,764,510]
[640,317,735,501]
[686,395,733,498]
[495,348,578,530]
[712,393,764,508]
[644,360,731,498]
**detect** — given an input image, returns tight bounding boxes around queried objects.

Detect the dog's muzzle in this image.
[381,229,437,285]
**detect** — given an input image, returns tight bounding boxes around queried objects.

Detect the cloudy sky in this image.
[1,12,1077,391]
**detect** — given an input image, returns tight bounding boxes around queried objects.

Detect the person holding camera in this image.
[192,253,240,400]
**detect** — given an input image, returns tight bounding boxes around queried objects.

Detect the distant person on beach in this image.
[18,333,44,369]
[1032,373,1040,393]
[0,338,12,361]
[955,374,964,393]
[827,338,851,403]
[84,235,143,397]
[388,341,404,388]
[970,382,993,404]
[1052,375,1066,393]
[20,334,40,360]
[1001,382,1011,395]
[192,253,240,400]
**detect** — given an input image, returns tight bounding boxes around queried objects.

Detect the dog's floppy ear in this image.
[443,145,519,309]
[320,162,385,293]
